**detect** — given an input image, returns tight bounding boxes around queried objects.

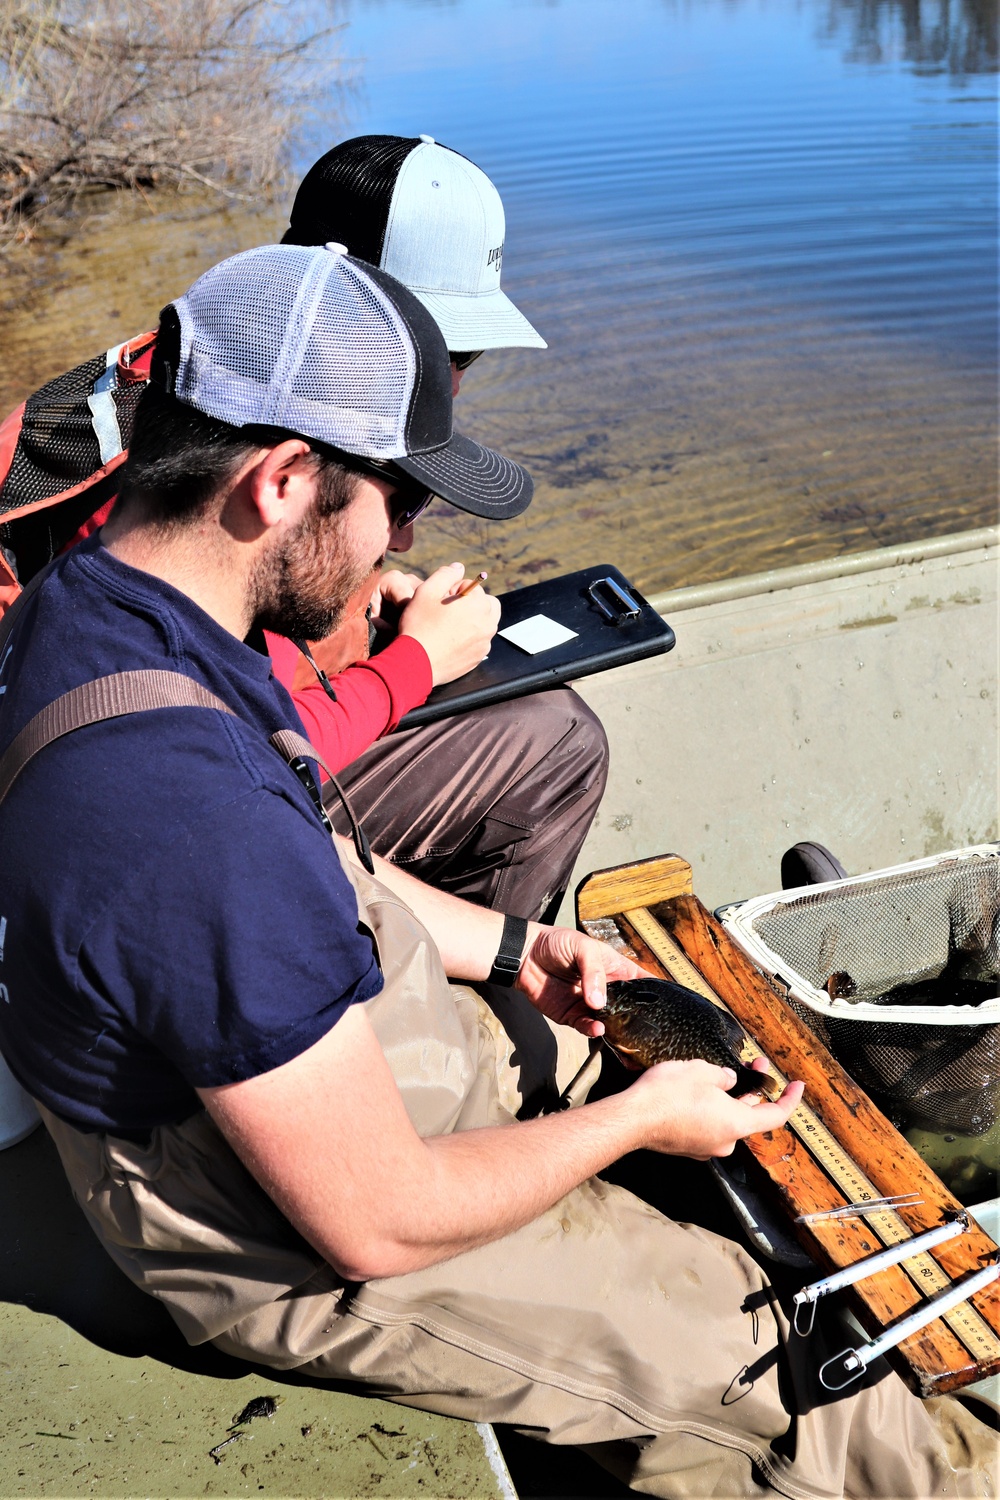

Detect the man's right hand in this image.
[398,562,501,686]
[626,1059,804,1161]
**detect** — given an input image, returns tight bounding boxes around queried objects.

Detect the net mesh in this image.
[1,351,148,523]
[174,247,416,458]
[744,855,1000,1134]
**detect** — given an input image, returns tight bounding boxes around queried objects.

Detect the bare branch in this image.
[0,0,345,234]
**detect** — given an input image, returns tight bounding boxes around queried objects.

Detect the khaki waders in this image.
[37,854,998,1500]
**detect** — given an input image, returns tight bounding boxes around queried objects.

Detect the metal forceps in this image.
[795,1193,922,1224]
[792,1214,971,1336]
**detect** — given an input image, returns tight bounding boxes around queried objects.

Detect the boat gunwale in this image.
[648,526,999,616]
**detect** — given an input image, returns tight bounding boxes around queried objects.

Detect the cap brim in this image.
[412,286,547,351]
[395,432,533,519]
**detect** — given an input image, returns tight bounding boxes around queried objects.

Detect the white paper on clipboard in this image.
[498,614,579,655]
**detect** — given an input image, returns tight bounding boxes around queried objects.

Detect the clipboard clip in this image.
[587,576,641,626]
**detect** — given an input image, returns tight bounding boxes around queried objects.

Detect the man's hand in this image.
[626,1059,804,1160]
[398,563,500,686]
[371,569,422,630]
[515,927,646,1036]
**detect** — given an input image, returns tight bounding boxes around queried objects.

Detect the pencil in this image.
[454,570,488,599]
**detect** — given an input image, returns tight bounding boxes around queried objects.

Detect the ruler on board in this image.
[620,904,1000,1366]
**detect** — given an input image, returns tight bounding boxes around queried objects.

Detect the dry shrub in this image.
[0,0,340,239]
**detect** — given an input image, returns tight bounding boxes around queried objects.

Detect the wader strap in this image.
[0,667,374,871]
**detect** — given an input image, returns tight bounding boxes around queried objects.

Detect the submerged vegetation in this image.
[0,0,342,246]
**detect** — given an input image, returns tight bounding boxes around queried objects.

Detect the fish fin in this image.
[603,1039,646,1070]
[729,1068,779,1099]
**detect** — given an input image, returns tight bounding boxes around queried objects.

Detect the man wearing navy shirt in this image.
[0,245,991,1500]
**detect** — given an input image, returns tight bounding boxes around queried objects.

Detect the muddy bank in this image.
[1,192,995,597]
[0,192,285,417]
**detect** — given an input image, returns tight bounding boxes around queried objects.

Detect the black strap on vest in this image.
[0,666,374,872]
[292,638,338,703]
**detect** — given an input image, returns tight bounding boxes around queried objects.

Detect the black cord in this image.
[293,639,338,703]
[290,757,374,873]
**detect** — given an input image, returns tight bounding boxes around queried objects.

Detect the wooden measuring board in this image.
[576,854,1000,1398]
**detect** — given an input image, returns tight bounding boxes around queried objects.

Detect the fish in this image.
[602,978,778,1097]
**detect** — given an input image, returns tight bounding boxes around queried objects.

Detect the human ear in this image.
[248,440,316,530]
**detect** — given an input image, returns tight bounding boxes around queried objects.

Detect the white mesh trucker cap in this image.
[159,244,533,519]
[282,135,546,353]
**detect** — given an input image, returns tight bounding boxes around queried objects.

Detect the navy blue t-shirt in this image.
[0,537,382,1134]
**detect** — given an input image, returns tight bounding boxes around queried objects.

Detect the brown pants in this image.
[328,687,610,922]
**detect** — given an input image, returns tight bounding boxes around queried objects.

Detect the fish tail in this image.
[729,1066,779,1100]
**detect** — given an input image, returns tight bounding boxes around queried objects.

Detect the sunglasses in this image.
[451,350,484,371]
[390,485,434,529]
[313,445,434,529]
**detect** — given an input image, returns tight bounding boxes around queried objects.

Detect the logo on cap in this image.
[487,243,504,273]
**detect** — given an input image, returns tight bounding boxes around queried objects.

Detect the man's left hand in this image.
[371,569,423,630]
[514,927,647,1036]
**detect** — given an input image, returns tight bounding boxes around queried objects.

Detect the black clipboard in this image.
[395,564,675,731]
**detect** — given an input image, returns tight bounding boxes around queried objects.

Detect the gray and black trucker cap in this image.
[159,243,532,519]
[283,135,546,353]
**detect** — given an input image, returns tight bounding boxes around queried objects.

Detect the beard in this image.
[251,497,383,643]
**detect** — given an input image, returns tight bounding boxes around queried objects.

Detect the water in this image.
[1,0,996,594]
[902,1114,1000,1205]
[326,0,998,592]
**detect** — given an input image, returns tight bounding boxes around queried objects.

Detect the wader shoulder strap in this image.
[0,668,374,871]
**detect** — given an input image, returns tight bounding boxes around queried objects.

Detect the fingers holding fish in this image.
[602,978,782,1096]
[514,926,647,1035]
[627,1058,805,1160]
[599,976,805,1153]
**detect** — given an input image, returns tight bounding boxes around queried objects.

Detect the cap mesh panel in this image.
[173,247,417,458]
[284,135,422,264]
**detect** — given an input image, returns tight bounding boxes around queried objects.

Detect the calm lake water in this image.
[2,0,996,594]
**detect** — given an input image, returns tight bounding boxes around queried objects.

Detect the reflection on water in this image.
[823,0,998,75]
[1,0,996,595]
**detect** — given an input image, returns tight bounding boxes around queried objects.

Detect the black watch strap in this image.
[487,914,529,988]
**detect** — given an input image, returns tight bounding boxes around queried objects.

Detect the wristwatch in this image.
[487,914,529,987]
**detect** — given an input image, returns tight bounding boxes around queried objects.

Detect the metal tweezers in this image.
[795,1193,922,1224]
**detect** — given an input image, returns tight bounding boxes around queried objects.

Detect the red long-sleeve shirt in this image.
[265,630,432,773]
